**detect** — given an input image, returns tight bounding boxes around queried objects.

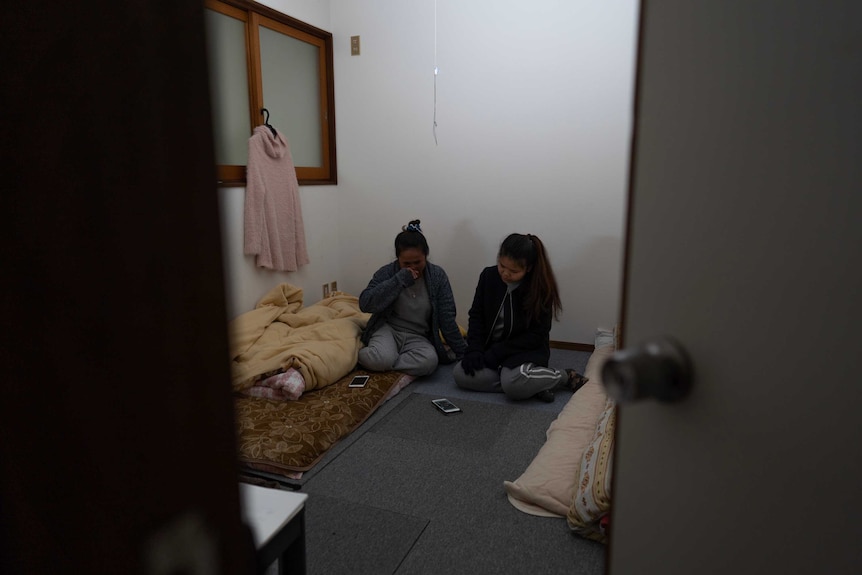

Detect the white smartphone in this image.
[432,398,461,414]
[348,375,370,388]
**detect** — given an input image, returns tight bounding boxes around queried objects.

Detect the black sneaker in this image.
[565,369,589,393]
[534,389,555,403]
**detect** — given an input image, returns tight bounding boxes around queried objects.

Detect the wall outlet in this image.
[350,35,360,56]
[322,283,330,299]
[330,281,337,293]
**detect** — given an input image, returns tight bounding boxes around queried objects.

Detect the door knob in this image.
[601,336,693,404]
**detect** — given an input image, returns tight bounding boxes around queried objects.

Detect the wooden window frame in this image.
[205,0,336,186]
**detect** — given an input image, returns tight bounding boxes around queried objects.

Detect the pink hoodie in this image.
[244,125,310,271]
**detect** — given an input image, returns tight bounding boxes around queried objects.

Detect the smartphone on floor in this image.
[432,398,461,414]
[348,375,370,388]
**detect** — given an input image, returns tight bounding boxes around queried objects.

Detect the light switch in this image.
[350,35,360,56]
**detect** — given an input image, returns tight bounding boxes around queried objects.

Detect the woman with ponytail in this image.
[454,233,587,402]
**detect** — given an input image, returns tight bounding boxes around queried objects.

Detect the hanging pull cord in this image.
[433,67,438,145]
[261,108,277,137]
[432,0,438,145]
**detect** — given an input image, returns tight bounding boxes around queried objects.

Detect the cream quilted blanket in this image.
[228,283,370,393]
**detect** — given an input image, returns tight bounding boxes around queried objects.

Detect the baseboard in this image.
[550,340,595,352]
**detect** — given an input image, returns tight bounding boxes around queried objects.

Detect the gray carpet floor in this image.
[264,348,606,575]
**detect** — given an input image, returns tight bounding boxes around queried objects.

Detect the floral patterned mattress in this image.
[235,369,414,479]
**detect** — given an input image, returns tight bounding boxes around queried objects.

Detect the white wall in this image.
[219,0,639,345]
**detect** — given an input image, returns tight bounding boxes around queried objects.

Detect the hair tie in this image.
[402,220,423,234]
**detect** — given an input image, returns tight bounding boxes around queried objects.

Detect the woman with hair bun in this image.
[454,233,588,402]
[358,220,467,376]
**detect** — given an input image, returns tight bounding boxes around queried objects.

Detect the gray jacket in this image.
[359,261,467,363]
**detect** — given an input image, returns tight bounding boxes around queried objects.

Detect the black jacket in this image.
[465,266,552,369]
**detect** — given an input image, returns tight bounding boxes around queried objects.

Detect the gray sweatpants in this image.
[358,323,439,376]
[453,361,567,400]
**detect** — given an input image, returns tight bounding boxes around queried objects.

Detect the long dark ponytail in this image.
[498,233,562,324]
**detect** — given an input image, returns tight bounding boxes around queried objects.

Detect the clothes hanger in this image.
[261,108,278,137]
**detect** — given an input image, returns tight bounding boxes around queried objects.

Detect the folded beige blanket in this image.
[503,344,614,517]
[228,283,370,394]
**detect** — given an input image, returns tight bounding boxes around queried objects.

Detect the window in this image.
[204,0,336,186]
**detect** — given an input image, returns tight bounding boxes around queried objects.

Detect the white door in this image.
[609,2,862,574]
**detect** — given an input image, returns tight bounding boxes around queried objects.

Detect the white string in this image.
[433,0,438,145]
